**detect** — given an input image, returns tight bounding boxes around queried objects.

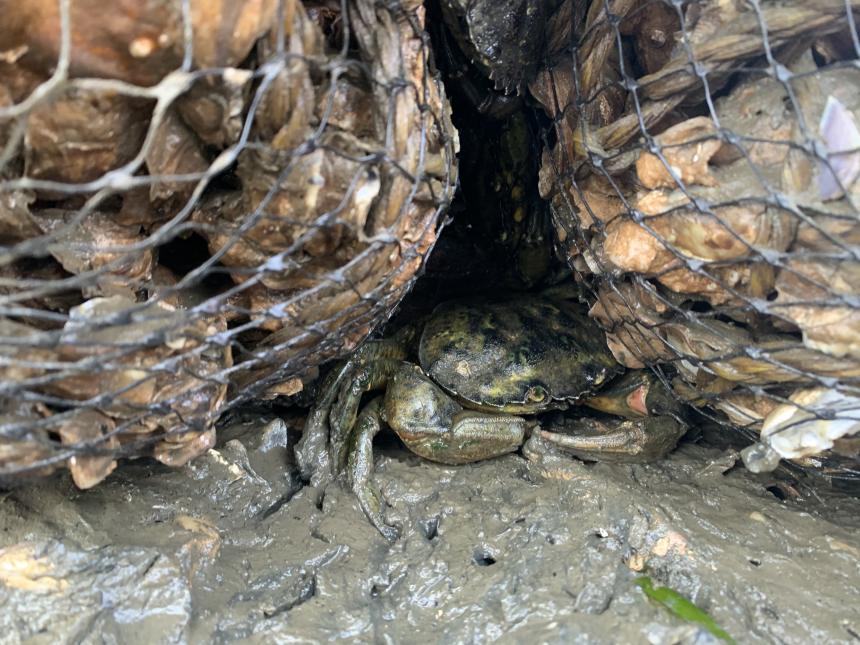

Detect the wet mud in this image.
[1,417,859,644]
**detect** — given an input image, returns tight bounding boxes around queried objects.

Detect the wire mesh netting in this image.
[0,0,457,486]
[534,0,860,480]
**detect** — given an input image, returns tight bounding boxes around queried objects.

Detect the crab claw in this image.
[533,415,685,463]
[583,370,680,420]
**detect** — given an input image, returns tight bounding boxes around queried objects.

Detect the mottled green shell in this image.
[418,296,621,413]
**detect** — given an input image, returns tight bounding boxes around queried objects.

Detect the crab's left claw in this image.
[533,415,685,463]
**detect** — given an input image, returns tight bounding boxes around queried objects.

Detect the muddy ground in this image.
[2,415,859,644]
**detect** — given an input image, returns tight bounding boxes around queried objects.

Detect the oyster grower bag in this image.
[0,0,457,485]
[534,0,860,479]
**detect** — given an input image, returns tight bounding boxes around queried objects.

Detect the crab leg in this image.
[345,396,400,541]
[533,416,684,463]
[295,337,409,483]
[295,361,351,483]
[534,424,637,453]
[330,358,402,472]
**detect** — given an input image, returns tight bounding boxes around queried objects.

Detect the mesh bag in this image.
[534,0,860,478]
[0,0,457,486]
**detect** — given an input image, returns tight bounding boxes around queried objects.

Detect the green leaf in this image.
[634,576,736,644]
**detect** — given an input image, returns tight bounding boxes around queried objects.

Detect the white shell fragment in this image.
[817,95,860,200]
[741,387,860,472]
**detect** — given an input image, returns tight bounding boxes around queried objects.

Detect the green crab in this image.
[295,293,684,539]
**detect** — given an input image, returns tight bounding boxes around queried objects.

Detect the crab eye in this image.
[526,385,547,403]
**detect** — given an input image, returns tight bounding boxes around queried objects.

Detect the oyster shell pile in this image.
[534,0,860,474]
[0,0,456,484]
